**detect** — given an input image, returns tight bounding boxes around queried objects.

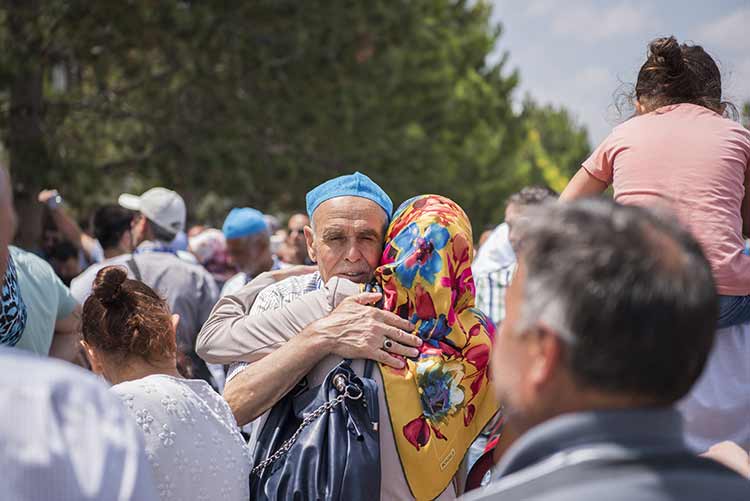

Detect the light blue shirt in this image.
[10,246,78,356]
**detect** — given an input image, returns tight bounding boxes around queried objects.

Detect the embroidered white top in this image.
[111,375,250,501]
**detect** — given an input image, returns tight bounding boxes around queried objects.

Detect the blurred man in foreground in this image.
[466,199,750,500]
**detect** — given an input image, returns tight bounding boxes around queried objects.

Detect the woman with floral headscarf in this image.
[219,195,500,500]
[372,196,498,492]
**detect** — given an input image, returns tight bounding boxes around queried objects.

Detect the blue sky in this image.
[488,0,750,145]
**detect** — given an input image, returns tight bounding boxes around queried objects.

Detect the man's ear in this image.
[303,225,316,263]
[170,314,181,334]
[133,216,148,244]
[144,218,155,240]
[527,323,565,391]
[120,228,133,252]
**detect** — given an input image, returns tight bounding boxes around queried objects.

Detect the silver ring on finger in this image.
[383,338,394,351]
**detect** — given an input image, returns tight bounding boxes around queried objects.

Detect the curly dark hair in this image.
[632,36,737,119]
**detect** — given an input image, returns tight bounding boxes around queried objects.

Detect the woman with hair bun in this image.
[561,36,750,453]
[81,266,249,501]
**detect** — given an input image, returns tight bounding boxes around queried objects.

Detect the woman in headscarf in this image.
[374,194,499,498]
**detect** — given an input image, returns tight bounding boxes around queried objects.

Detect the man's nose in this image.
[344,241,363,262]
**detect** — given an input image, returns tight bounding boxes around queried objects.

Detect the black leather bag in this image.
[250,360,381,501]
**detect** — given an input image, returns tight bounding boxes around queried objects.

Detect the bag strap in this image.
[127,256,142,282]
[252,370,364,476]
[364,359,375,379]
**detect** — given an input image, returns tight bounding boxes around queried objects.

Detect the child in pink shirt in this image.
[561,36,750,329]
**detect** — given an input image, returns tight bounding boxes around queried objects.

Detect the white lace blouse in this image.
[111,374,250,501]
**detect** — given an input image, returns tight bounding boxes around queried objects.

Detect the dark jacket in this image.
[463,407,750,501]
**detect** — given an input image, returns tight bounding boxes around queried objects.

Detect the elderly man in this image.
[220,207,276,296]
[464,199,750,501]
[199,172,455,499]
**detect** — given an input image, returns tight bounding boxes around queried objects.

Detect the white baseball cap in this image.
[118,187,186,235]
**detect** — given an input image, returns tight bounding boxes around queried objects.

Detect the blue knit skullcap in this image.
[222,208,268,239]
[305,172,393,221]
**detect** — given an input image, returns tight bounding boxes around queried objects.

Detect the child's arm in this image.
[196,271,359,364]
[562,132,618,202]
[742,164,750,237]
[560,167,609,201]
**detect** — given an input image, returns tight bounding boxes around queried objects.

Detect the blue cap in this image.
[222,208,268,239]
[306,172,393,221]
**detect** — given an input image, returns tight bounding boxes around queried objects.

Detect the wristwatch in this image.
[47,192,63,210]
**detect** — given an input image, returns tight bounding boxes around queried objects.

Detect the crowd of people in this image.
[1,35,750,500]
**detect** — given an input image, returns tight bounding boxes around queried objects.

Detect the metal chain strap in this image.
[251,379,363,476]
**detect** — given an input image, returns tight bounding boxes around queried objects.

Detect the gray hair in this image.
[518,274,577,345]
[506,185,558,209]
[511,200,576,343]
[512,198,717,403]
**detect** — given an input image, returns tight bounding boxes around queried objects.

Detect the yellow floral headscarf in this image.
[375,195,498,500]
